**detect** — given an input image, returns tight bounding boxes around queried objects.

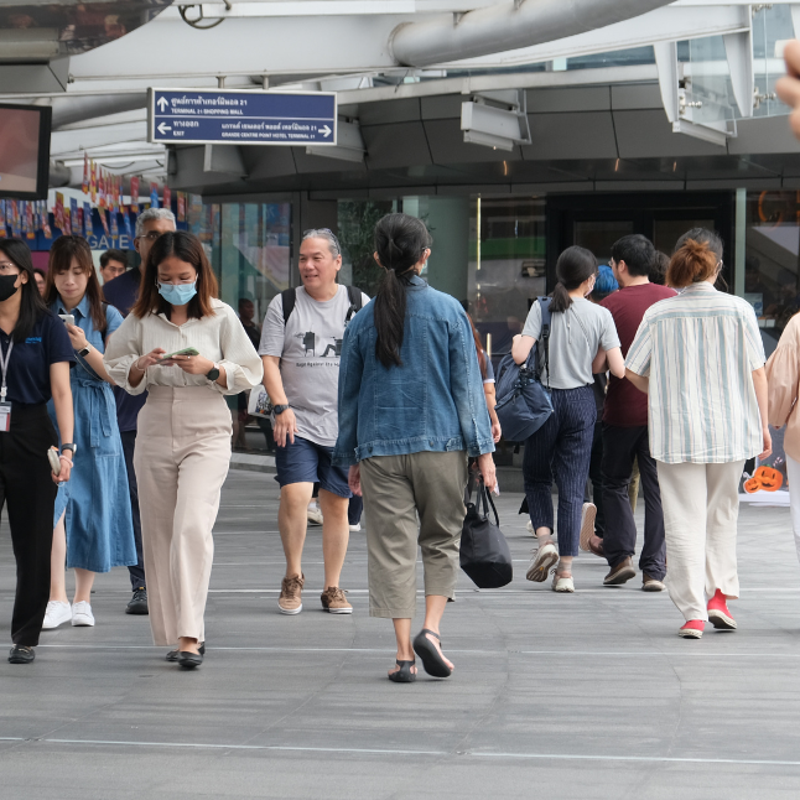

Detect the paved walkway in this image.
[0,468,798,799]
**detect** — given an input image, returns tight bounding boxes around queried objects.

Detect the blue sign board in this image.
[149,89,337,146]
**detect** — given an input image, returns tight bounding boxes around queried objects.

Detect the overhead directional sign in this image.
[148,89,337,146]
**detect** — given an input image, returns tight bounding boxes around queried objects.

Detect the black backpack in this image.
[281,285,363,326]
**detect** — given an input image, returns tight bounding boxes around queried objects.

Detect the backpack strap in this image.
[281,287,296,326]
[345,285,363,325]
[538,296,552,389]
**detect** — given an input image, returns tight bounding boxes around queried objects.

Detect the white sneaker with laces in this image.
[349,522,362,532]
[307,504,324,526]
[42,601,72,630]
[71,601,95,627]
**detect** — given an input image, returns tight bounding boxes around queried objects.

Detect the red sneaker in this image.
[678,620,705,639]
[707,589,737,630]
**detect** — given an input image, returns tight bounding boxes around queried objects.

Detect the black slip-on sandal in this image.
[413,629,452,678]
[388,659,416,683]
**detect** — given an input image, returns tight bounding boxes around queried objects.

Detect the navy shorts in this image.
[274,436,352,498]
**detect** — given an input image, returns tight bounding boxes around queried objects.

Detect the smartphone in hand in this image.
[58,314,75,326]
[159,347,200,362]
[47,447,61,476]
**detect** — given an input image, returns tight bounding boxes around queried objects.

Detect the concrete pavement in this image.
[1,468,799,799]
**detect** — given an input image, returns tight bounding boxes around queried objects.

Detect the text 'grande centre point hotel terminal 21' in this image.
[148,89,338,146]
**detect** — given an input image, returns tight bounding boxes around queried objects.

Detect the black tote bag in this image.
[460,484,513,589]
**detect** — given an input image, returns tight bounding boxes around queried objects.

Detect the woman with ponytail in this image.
[512,246,624,593]
[626,230,771,639]
[334,213,496,683]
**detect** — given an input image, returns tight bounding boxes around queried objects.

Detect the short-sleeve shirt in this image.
[601,283,676,427]
[625,282,766,464]
[521,297,620,390]
[0,311,74,405]
[258,285,370,447]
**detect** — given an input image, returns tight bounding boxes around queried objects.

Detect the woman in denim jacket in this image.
[334,213,496,683]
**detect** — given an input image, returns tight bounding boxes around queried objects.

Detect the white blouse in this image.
[104,298,263,396]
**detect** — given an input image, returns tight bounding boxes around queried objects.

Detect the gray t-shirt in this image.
[521,297,620,390]
[259,285,369,446]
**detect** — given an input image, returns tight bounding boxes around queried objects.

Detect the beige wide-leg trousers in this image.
[134,386,232,646]
[360,451,468,619]
[657,460,745,622]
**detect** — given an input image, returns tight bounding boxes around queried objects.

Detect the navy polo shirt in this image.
[103,267,147,432]
[0,311,75,406]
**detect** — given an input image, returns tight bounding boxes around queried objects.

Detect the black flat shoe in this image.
[166,642,205,662]
[388,659,416,683]
[412,629,452,678]
[177,650,204,669]
[8,645,35,664]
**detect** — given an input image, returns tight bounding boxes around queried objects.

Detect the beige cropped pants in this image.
[657,459,744,622]
[134,386,232,646]
[360,451,468,619]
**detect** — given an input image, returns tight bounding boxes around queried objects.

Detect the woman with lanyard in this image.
[104,231,263,669]
[0,238,74,664]
[42,235,136,630]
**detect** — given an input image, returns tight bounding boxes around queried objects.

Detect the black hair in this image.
[650,251,669,286]
[0,238,48,342]
[100,249,128,269]
[550,246,597,313]
[372,213,431,368]
[611,234,655,278]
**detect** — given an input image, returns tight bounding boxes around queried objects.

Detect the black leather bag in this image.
[460,484,513,589]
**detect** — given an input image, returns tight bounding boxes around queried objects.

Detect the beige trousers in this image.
[360,451,468,619]
[657,460,745,622]
[134,386,232,646]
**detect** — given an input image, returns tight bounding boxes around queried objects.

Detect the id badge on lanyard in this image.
[0,339,13,432]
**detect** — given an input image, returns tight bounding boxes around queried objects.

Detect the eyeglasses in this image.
[136,231,163,242]
[0,262,20,274]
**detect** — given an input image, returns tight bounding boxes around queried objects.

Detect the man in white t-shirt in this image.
[259,229,368,616]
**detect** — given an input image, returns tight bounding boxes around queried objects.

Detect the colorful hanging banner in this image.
[82,152,89,194]
[176,192,186,222]
[150,182,159,209]
[42,201,52,239]
[90,161,97,202]
[123,210,132,239]
[70,198,78,233]
[163,184,171,210]
[100,208,109,235]
[0,200,7,237]
[83,202,92,238]
[54,193,65,231]
[26,202,35,239]
[129,176,139,213]
[110,208,119,237]
[10,201,20,238]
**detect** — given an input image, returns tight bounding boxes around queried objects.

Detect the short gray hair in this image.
[301,227,340,258]
[135,207,177,238]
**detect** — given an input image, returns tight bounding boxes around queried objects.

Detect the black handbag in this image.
[460,483,513,589]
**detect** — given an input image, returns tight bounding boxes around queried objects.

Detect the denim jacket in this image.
[332,276,494,466]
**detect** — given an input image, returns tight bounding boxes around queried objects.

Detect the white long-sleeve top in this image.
[104,298,263,395]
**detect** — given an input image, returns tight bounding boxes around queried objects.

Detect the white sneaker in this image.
[349,522,362,532]
[42,601,72,630]
[71,601,95,627]
[307,504,324,526]
[526,521,535,535]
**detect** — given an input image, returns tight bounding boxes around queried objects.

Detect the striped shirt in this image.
[625,282,765,464]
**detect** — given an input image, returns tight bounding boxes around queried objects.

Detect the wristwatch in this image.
[77,344,91,357]
[206,363,221,382]
[61,442,77,456]
[273,404,290,415]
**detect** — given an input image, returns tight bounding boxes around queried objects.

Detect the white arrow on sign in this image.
[157,96,169,112]
[319,125,332,138]
[157,122,172,135]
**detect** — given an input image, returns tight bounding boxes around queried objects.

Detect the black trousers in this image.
[121,430,146,590]
[587,419,606,537]
[0,404,58,646]
[601,423,666,580]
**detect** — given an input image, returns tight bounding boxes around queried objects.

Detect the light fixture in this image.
[461,90,531,152]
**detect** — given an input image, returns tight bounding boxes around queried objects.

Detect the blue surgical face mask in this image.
[157,281,197,306]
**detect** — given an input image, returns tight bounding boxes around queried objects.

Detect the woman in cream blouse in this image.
[105,231,263,669]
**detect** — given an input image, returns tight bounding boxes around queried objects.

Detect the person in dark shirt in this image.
[0,239,74,664]
[102,207,176,614]
[600,235,676,590]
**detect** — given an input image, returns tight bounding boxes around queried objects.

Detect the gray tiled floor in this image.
[1,468,799,799]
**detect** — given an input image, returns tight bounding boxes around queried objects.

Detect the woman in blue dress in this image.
[42,236,136,629]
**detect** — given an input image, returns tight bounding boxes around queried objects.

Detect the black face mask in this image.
[0,274,19,303]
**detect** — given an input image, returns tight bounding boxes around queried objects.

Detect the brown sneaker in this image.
[603,556,636,586]
[278,573,305,615]
[642,573,666,592]
[320,586,353,614]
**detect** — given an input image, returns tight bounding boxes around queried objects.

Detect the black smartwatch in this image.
[206,363,221,382]
[273,404,290,415]
[77,345,91,357]
[61,442,77,456]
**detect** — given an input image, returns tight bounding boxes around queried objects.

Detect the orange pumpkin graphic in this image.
[743,466,784,494]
